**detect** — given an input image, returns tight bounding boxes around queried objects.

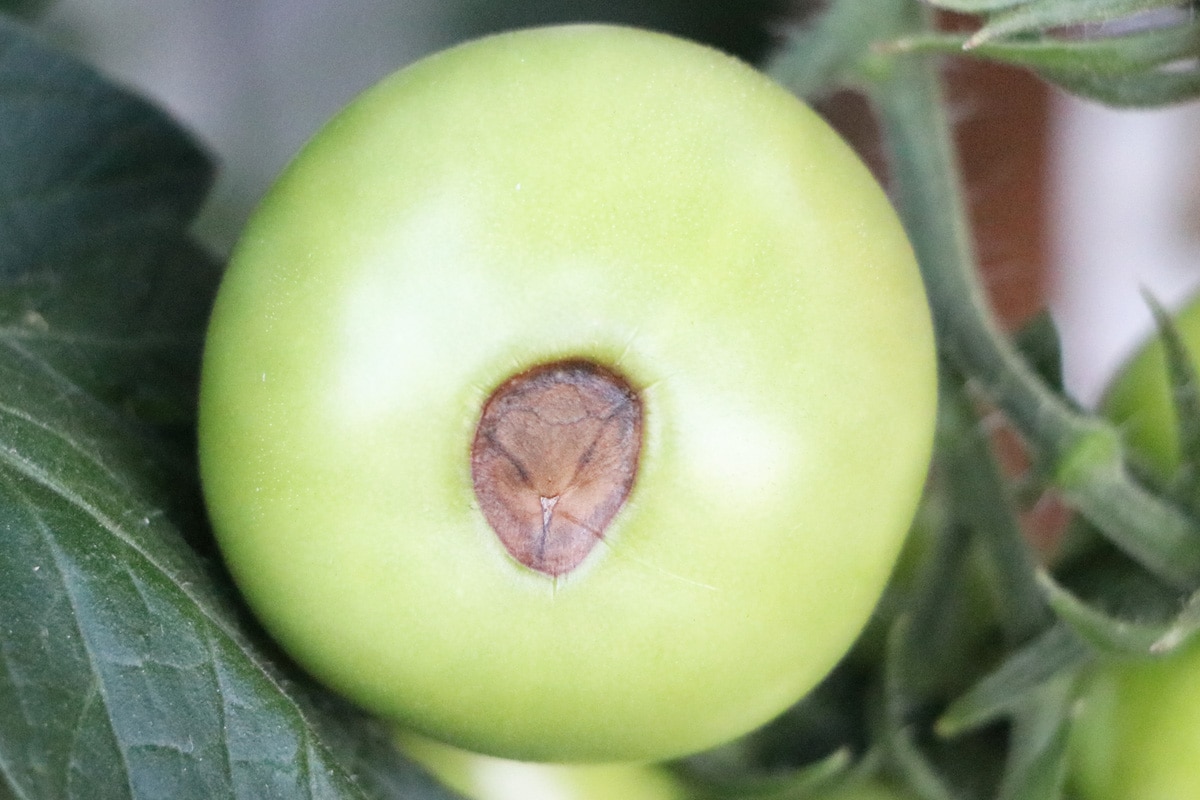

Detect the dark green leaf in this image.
[936,624,1091,736]
[999,728,1070,800]
[880,620,958,800]
[764,1,913,98]
[968,0,1186,46]
[1139,291,1200,510]
[680,659,874,783]
[940,375,1050,644]
[0,296,466,800]
[906,23,1199,73]
[883,732,959,800]
[891,409,1008,702]
[310,707,469,800]
[924,0,1028,11]
[1056,448,1200,588]
[1037,568,1200,656]
[898,518,980,694]
[0,0,52,19]
[995,678,1074,800]
[1013,313,1065,395]
[1040,60,1200,105]
[677,749,853,800]
[891,19,1199,106]
[0,18,462,800]
[0,348,377,799]
[0,16,221,425]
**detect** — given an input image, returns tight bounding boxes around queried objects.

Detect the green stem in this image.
[939,369,1050,643]
[850,0,1200,587]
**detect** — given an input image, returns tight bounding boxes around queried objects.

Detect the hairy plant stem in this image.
[939,369,1051,643]
[854,0,1200,588]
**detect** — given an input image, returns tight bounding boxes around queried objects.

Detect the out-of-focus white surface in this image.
[1049,94,1200,407]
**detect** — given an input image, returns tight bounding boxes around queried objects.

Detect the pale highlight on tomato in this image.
[1071,290,1200,799]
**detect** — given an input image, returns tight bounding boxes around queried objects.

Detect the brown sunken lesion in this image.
[470,359,643,577]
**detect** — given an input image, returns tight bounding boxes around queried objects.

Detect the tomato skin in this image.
[398,733,690,800]
[400,732,915,800]
[812,780,917,800]
[198,24,936,763]
[1070,292,1200,799]
[1071,638,1200,800]
[1102,296,1200,480]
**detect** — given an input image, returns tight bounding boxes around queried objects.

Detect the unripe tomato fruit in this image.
[821,782,920,800]
[1071,637,1200,800]
[1071,291,1200,799]
[1101,296,1200,480]
[400,730,915,800]
[397,733,689,800]
[198,24,936,763]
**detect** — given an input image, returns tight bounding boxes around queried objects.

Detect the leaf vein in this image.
[0,468,137,799]
[0,400,147,508]
[0,437,372,799]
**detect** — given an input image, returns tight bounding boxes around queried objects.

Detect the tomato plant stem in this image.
[939,370,1050,643]
[856,0,1200,588]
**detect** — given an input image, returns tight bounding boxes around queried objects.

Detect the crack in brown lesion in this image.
[470,360,643,576]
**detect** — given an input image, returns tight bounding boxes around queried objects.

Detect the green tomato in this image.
[1071,636,1200,800]
[819,781,918,800]
[199,24,936,763]
[400,729,914,800]
[1070,291,1200,799]
[398,732,689,800]
[1101,294,1200,480]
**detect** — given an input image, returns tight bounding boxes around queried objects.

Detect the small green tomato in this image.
[1071,636,1200,800]
[398,733,689,800]
[399,731,915,800]
[1070,291,1200,799]
[820,781,919,800]
[1102,294,1200,480]
[199,24,936,763]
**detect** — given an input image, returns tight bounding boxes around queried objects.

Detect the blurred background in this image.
[31,0,1200,409]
